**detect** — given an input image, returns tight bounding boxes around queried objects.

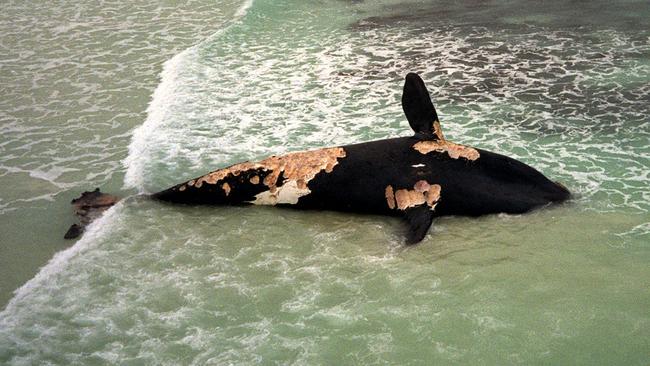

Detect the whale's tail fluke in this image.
[64,188,120,239]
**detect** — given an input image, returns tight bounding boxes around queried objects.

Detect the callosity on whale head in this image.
[153,73,571,244]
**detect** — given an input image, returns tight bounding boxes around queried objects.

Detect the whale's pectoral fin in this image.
[402,72,439,137]
[403,205,435,244]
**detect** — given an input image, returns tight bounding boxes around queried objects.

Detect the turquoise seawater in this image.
[1,0,649,364]
[0,0,247,306]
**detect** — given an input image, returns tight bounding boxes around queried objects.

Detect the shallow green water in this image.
[0,0,246,306]
[1,0,649,364]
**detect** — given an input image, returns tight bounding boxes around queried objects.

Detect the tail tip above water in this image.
[64,188,120,240]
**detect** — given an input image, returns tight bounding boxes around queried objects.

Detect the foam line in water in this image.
[0,202,124,321]
[0,0,258,310]
[123,50,193,193]
[235,0,255,18]
[123,0,256,193]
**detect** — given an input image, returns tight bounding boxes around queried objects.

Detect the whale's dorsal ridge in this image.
[402,73,440,139]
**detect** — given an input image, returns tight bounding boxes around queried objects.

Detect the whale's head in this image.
[401,73,571,217]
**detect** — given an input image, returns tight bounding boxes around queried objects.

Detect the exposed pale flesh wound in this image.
[386,180,441,211]
[222,182,231,196]
[385,185,396,209]
[176,147,347,204]
[413,121,480,161]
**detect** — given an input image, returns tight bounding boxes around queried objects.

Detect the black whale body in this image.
[154,73,570,243]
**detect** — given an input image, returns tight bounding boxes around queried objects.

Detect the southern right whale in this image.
[151,73,571,243]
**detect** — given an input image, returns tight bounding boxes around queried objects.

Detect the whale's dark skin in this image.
[154,73,571,244]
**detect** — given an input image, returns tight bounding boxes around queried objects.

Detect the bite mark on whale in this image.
[174,147,347,204]
[412,121,480,160]
[385,181,441,211]
[252,179,310,205]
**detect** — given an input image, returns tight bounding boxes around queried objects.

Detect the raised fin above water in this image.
[402,72,440,138]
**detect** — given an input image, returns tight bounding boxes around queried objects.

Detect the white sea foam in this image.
[234,0,255,18]
[0,1,253,213]
[123,50,194,193]
[0,202,124,322]
[0,0,259,356]
[2,1,650,364]
[123,0,256,193]
[123,17,650,216]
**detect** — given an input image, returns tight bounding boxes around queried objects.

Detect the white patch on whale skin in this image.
[249,180,311,205]
[412,163,426,168]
